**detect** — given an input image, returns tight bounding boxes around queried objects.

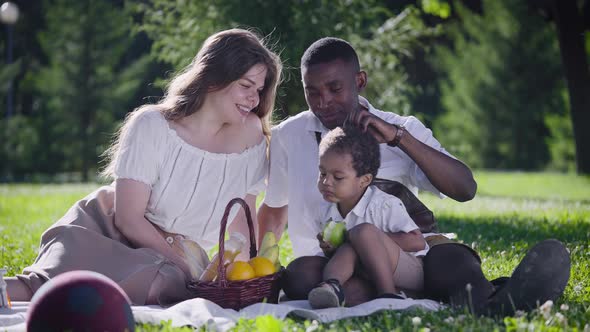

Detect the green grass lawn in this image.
[1,171,589,331]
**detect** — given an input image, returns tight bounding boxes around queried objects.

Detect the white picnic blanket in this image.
[0,297,442,331]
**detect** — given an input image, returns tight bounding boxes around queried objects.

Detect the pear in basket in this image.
[259,232,276,252]
[258,232,280,269]
[179,239,210,280]
[259,245,279,263]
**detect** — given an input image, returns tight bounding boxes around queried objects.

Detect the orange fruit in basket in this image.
[248,257,276,277]
[226,261,255,281]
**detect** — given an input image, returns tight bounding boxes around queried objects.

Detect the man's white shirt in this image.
[263,97,454,257]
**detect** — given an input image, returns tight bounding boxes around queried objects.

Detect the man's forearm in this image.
[349,107,476,201]
[397,131,477,202]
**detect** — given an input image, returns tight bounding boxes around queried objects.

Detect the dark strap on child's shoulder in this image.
[314,131,438,233]
[315,131,322,145]
[371,178,438,233]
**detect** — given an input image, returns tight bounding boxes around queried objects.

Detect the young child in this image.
[308,126,428,309]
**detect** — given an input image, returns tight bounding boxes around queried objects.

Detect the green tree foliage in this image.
[354,7,439,117]
[420,0,451,19]
[0,59,21,93]
[33,0,152,181]
[545,98,576,172]
[0,115,39,177]
[433,0,566,170]
[131,0,430,119]
[2,0,432,180]
[1,29,38,179]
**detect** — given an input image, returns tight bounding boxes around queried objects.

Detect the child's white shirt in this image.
[319,185,430,257]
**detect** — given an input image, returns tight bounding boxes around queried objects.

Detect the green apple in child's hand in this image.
[322,221,347,247]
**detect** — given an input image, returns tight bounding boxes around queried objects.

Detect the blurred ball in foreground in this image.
[27,270,135,332]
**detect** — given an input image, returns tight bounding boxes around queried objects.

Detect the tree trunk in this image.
[551,0,590,174]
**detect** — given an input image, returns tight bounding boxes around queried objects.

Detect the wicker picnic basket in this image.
[187,198,284,310]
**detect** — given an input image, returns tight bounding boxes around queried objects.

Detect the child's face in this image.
[318,150,371,207]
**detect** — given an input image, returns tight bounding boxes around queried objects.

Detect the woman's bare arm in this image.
[228,194,259,261]
[114,178,190,277]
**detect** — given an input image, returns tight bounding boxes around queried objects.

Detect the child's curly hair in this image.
[319,125,380,178]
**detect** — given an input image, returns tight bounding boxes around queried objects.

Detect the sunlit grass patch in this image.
[1,171,589,331]
[473,170,590,202]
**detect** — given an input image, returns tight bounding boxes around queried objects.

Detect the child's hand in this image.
[317,232,337,257]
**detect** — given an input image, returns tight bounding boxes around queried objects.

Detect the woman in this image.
[6,28,282,305]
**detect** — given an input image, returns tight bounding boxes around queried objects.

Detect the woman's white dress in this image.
[17,110,268,305]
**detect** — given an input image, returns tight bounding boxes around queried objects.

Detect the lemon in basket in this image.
[248,257,276,277]
[226,261,255,281]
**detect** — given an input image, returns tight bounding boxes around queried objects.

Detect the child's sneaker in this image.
[308,278,345,309]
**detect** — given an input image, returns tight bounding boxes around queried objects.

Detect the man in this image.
[258,37,570,315]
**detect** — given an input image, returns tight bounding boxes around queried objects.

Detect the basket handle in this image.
[216,197,257,284]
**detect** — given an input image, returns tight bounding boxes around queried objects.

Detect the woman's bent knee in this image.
[6,277,34,301]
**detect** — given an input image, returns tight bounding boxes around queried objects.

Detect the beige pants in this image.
[17,186,195,305]
[393,251,424,292]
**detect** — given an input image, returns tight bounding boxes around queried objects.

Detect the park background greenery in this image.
[1,0,590,180]
[1,0,590,331]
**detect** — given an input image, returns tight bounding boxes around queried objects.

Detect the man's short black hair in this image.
[319,125,380,178]
[301,37,360,71]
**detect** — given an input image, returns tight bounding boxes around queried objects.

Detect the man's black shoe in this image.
[485,239,571,317]
[490,276,509,290]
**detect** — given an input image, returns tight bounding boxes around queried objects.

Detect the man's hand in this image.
[347,104,398,144]
[346,103,477,202]
[317,232,337,257]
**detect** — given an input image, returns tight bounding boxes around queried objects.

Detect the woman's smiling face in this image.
[206,63,267,124]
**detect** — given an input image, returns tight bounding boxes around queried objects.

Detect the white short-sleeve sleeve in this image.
[371,196,419,234]
[368,194,429,256]
[263,126,289,207]
[246,140,269,195]
[113,111,164,186]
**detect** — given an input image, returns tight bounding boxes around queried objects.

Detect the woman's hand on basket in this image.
[164,235,193,281]
[317,232,336,257]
